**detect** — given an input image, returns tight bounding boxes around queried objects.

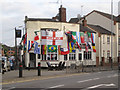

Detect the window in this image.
[119,51,120,57]
[107,51,110,60]
[103,50,104,57]
[107,36,110,44]
[69,53,76,60]
[119,37,120,45]
[42,54,46,60]
[47,52,57,61]
[38,54,41,59]
[64,55,68,60]
[78,53,82,60]
[84,51,92,60]
[103,35,105,44]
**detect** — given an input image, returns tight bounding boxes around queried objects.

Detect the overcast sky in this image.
[0,0,120,47]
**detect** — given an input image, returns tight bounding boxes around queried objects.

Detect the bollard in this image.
[2,68,4,74]
[28,63,30,71]
[38,62,41,76]
[19,63,23,78]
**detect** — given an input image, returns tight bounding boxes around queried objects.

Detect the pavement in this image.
[2,69,69,84]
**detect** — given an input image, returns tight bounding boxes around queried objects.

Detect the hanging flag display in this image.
[41,30,63,45]
[41,45,46,54]
[34,31,39,41]
[28,40,34,52]
[34,41,40,54]
[48,45,57,52]
[72,32,76,43]
[80,32,85,43]
[23,33,27,52]
[91,33,96,52]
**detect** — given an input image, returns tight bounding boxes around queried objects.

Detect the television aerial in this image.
[49,0,62,5]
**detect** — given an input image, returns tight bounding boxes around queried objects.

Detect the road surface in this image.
[2,70,120,90]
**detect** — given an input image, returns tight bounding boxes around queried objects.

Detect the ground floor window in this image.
[119,51,120,57]
[84,51,92,60]
[42,54,46,60]
[69,53,76,60]
[64,55,68,60]
[47,52,57,60]
[78,53,82,60]
[38,54,41,59]
[107,51,110,60]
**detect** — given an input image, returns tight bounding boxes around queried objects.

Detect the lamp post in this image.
[15,27,18,69]
[111,0,113,69]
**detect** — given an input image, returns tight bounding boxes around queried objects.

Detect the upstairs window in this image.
[107,36,110,44]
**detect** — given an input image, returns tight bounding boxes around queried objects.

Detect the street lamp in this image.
[110,0,113,69]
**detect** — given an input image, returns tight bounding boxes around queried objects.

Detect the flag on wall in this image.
[34,31,39,41]
[48,45,57,52]
[23,33,27,52]
[41,45,46,54]
[28,40,34,52]
[34,41,40,54]
[71,31,81,50]
[80,32,85,43]
[91,33,96,52]
[41,30,63,45]
[72,32,76,43]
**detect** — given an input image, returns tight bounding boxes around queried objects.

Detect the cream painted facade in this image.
[24,20,96,67]
[81,11,119,63]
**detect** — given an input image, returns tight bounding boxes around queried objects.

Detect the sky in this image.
[0,0,120,47]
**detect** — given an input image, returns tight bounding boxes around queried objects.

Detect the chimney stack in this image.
[59,5,66,22]
[82,17,87,26]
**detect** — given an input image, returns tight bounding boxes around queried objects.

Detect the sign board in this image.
[16,30,21,38]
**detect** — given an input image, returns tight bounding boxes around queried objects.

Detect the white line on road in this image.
[92,78,100,80]
[86,83,115,90]
[49,84,64,88]
[77,79,93,83]
[77,77,100,83]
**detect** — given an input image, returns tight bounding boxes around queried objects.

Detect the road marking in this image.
[49,84,64,88]
[86,83,115,90]
[92,78,100,80]
[77,77,100,83]
[77,79,93,83]
[97,72,101,73]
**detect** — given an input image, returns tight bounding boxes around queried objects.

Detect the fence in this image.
[65,60,119,74]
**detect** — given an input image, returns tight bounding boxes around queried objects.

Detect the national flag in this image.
[48,45,57,52]
[72,32,76,43]
[71,32,81,50]
[59,42,69,55]
[41,45,46,54]
[34,31,39,41]
[34,41,40,54]
[91,33,96,52]
[80,32,85,43]
[28,40,34,52]
[69,42,72,53]
[41,30,63,45]
[23,33,27,52]
[76,32,80,44]
[65,31,73,42]
[23,33,27,44]
[71,42,75,52]
[84,32,89,43]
